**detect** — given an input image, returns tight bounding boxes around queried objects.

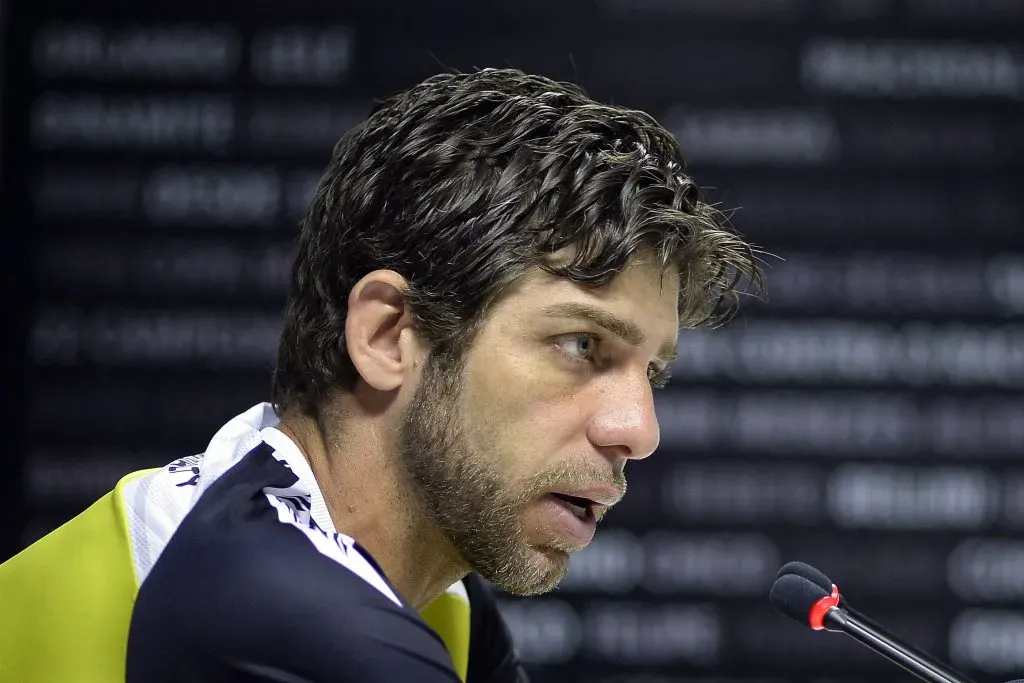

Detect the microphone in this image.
[774,561,962,679]
[770,567,975,683]
[775,561,839,602]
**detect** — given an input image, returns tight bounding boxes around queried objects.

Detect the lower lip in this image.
[539,494,597,547]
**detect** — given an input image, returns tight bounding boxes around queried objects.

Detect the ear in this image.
[345,270,425,392]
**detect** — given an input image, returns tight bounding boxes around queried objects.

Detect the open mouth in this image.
[550,493,595,520]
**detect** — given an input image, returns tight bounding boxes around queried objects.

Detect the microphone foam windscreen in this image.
[770,573,830,627]
[776,561,834,592]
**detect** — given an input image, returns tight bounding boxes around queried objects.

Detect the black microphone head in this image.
[775,561,834,593]
[770,573,831,628]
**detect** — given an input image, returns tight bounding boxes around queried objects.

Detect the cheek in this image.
[462,344,591,472]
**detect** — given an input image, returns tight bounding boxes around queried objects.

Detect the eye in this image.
[647,364,672,389]
[558,334,599,362]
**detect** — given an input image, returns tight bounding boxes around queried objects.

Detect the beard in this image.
[397,350,618,596]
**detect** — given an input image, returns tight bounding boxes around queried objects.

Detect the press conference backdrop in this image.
[5,0,1024,680]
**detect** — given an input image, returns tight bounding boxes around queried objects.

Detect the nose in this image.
[586,372,661,462]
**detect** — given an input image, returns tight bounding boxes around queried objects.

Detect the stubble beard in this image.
[397,352,570,596]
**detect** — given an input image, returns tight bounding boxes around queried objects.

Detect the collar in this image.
[253,406,338,534]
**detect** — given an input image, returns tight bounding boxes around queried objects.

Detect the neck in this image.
[277,402,467,611]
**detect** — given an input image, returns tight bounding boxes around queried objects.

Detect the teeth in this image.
[561,499,588,519]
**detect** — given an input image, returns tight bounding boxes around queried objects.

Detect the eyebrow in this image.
[540,302,679,363]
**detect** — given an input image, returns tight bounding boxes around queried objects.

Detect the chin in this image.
[491,545,571,597]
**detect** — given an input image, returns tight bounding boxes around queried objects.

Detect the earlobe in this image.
[345,270,420,392]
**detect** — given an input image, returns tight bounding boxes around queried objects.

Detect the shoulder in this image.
[126,450,457,682]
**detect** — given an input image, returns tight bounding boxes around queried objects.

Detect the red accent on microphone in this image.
[808,584,840,630]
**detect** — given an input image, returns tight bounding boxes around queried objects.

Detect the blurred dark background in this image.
[3,1,1024,681]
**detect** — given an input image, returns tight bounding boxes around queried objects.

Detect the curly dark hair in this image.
[272,68,761,416]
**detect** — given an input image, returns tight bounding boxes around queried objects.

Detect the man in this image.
[0,68,760,681]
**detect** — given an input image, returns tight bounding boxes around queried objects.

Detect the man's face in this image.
[398,254,679,595]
